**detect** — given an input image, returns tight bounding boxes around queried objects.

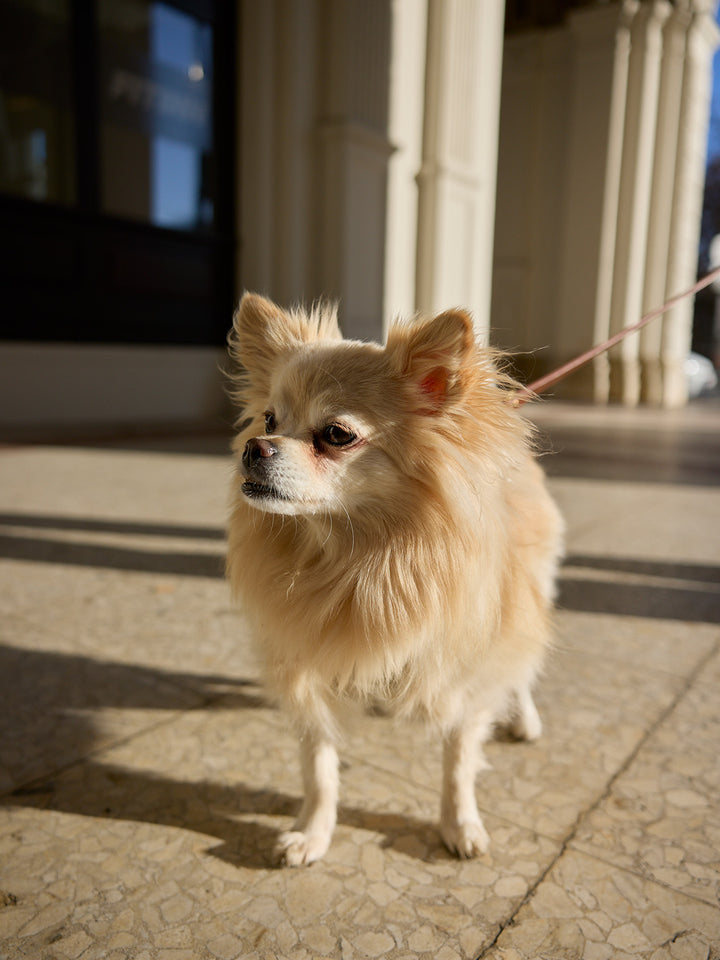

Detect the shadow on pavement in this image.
[559,554,720,623]
[4,761,444,871]
[1,512,717,620]
[0,644,267,791]
[0,511,225,578]
[0,642,444,870]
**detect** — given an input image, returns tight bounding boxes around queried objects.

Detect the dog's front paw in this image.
[275,830,331,867]
[441,817,490,859]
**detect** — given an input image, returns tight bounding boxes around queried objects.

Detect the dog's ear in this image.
[229,293,341,375]
[386,308,475,414]
[225,293,288,402]
[229,293,294,375]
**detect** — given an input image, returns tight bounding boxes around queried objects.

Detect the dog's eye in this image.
[264,412,277,434]
[322,424,356,447]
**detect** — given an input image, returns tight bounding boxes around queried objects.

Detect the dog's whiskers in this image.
[318,508,333,550]
[340,503,355,558]
[267,513,287,546]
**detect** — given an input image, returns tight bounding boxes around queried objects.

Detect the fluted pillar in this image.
[491,0,718,406]
[383,0,428,333]
[416,0,505,337]
[641,3,691,405]
[661,2,719,407]
[556,3,635,402]
[608,0,671,406]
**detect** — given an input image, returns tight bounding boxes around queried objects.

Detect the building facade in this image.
[0,0,717,437]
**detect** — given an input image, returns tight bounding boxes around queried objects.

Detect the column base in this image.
[641,356,664,406]
[661,357,689,408]
[609,356,641,407]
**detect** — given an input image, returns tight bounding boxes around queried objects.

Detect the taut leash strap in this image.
[511,265,720,407]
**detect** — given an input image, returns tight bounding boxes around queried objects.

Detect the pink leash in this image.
[511,265,720,407]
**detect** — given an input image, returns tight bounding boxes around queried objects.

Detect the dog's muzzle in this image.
[242,437,277,472]
[241,437,286,501]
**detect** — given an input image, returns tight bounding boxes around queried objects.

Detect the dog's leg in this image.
[508,682,542,742]
[275,730,338,866]
[440,711,492,858]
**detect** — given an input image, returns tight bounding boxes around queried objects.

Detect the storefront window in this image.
[0,0,76,203]
[0,0,232,346]
[98,0,215,230]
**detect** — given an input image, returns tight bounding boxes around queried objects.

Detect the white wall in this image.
[491,28,571,359]
[0,343,229,436]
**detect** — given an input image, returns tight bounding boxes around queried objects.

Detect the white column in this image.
[237,0,276,295]
[416,0,505,338]
[608,0,670,407]
[383,0,428,334]
[237,0,320,304]
[641,4,691,405]
[556,3,635,402]
[661,3,720,407]
[239,0,396,338]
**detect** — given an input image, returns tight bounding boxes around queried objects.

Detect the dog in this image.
[226,292,564,866]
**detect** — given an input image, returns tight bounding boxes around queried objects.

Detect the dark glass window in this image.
[0,0,235,346]
[98,0,215,229]
[0,0,76,204]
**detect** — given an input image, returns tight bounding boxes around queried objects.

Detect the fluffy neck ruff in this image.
[227,439,519,704]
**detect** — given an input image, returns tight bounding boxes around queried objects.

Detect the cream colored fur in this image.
[226,293,564,866]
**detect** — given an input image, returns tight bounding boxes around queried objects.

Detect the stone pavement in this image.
[0,399,719,960]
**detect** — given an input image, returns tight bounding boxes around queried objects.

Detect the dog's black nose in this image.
[242,437,278,470]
